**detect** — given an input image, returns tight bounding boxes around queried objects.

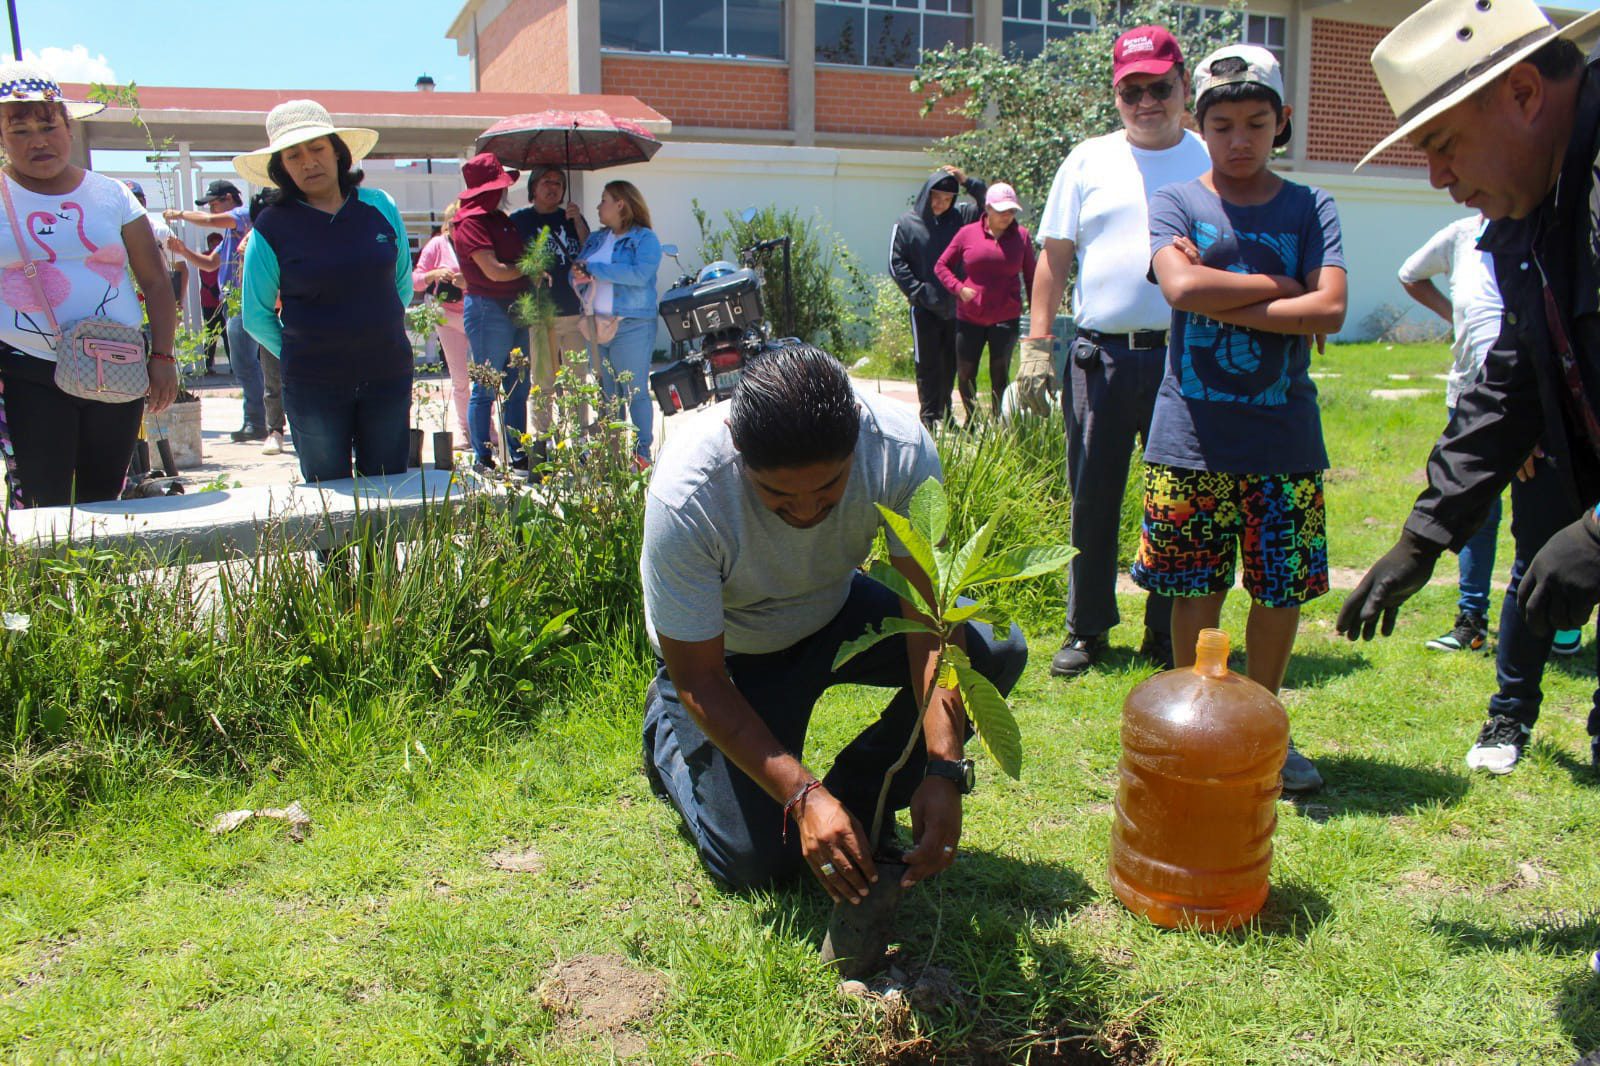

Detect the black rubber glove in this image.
[1518,509,1600,637]
[1335,530,1442,641]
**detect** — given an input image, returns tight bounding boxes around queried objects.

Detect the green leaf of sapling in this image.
[907,476,949,547]
[944,517,998,600]
[831,616,938,670]
[954,664,1022,779]
[875,505,938,601]
[862,558,934,620]
[963,543,1077,587]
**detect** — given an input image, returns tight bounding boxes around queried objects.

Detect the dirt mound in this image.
[539,952,666,1059]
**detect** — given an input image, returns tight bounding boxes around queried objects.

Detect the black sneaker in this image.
[1425,610,1489,652]
[1050,633,1107,678]
[1139,628,1175,670]
[1465,714,1531,775]
[229,425,269,443]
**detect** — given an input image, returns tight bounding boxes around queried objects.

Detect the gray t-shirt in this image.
[642,391,942,656]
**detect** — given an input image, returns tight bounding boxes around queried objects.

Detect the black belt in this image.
[1076,327,1167,351]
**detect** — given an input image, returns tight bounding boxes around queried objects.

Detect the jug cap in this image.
[1194,629,1230,677]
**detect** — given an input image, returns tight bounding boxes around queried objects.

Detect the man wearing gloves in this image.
[1336,0,1600,771]
[1015,25,1210,678]
[889,166,987,428]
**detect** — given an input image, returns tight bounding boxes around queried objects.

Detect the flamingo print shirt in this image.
[0,171,145,362]
[1144,178,1344,475]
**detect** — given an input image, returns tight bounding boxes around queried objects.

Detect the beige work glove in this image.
[1013,336,1057,417]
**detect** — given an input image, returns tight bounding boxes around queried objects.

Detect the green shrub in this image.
[692,201,870,351]
[0,371,649,834]
[849,275,917,380]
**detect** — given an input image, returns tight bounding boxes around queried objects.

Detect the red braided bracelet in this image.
[781,779,822,843]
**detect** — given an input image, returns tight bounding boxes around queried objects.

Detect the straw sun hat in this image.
[0,59,105,118]
[232,99,378,187]
[1360,0,1600,169]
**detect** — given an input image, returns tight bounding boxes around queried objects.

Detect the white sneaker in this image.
[261,430,284,456]
[1465,715,1531,774]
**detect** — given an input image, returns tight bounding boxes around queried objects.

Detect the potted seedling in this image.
[821,476,1074,978]
[406,301,448,468]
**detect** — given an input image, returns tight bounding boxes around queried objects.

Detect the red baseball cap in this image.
[1112,25,1184,85]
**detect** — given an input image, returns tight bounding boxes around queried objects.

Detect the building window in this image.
[815,0,975,70]
[600,0,785,60]
[1001,1,1094,58]
[999,5,1287,65]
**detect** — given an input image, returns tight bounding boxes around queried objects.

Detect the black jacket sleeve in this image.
[888,220,922,303]
[1404,343,1546,551]
[956,176,988,225]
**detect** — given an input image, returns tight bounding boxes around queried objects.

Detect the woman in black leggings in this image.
[933,182,1037,423]
[0,63,177,509]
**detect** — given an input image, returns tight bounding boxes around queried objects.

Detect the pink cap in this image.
[986,182,1022,213]
[1112,25,1184,85]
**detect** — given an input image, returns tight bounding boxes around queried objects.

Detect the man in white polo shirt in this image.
[1015,24,1211,679]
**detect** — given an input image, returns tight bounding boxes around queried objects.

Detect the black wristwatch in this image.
[925,758,975,795]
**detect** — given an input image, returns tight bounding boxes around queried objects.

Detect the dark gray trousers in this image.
[1062,334,1171,639]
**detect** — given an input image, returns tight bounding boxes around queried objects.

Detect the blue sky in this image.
[22,0,1600,92]
[20,0,473,92]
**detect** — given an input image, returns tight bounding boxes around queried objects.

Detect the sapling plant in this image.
[832,475,1075,849]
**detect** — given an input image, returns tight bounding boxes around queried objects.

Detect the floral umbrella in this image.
[473,109,662,172]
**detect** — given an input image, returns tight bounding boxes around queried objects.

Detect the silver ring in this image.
[819,862,836,876]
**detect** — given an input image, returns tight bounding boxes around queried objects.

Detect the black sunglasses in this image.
[1117,79,1179,105]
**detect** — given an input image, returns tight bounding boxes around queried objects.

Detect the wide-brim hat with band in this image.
[0,60,105,119]
[232,99,378,188]
[1359,0,1600,170]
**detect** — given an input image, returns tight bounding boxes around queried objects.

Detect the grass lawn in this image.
[4,343,1600,1064]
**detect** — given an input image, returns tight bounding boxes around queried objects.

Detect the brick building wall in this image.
[1306,18,1425,170]
[478,0,569,94]
[601,57,788,130]
[814,68,971,138]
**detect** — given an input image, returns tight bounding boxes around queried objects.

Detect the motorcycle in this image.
[649,229,793,416]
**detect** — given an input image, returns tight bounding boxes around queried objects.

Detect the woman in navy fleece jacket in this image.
[240,101,412,483]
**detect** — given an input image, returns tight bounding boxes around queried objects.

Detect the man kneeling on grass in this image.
[640,342,1028,903]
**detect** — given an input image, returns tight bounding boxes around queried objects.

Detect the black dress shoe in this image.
[1050,633,1107,679]
[229,425,269,443]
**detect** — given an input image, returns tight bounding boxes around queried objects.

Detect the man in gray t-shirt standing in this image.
[641,344,1027,903]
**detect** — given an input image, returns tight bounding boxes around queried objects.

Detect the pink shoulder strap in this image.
[0,172,60,338]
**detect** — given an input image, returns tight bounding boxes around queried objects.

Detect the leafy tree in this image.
[911,1,1244,215]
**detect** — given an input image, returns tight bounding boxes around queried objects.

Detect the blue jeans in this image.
[1448,406,1503,617]
[463,294,531,465]
[595,316,657,460]
[281,374,411,483]
[1487,464,1598,730]
[642,572,1029,891]
[227,313,265,430]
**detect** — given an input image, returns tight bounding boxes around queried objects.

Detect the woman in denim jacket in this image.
[573,180,661,465]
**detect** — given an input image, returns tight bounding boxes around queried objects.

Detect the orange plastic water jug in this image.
[1109,628,1289,930]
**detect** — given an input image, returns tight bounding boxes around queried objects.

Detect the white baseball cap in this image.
[1193,44,1292,148]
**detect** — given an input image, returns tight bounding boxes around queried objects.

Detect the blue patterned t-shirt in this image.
[1145,178,1343,474]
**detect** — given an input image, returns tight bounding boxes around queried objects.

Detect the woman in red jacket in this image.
[934,182,1037,422]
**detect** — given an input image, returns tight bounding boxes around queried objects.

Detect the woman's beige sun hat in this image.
[1359,0,1600,169]
[232,99,378,187]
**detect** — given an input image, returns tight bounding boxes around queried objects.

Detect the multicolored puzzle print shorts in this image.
[1130,463,1329,608]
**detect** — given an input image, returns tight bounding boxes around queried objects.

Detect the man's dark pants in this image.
[1062,335,1171,640]
[1488,465,1599,734]
[643,572,1028,891]
[911,305,959,428]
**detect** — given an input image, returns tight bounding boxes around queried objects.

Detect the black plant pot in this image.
[408,428,425,469]
[819,858,910,979]
[432,431,453,470]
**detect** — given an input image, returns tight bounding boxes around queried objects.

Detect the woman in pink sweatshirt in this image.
[412,200,471,447]
[934,182,1037,422]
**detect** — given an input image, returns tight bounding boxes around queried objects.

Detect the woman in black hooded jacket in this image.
[888,166,986,427]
